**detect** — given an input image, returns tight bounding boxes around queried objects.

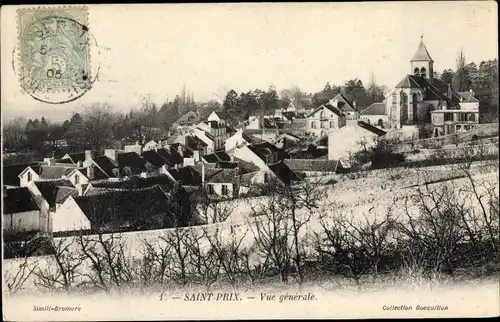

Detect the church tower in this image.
[411,36,434,82]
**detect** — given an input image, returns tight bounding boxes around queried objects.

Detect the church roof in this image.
[411,40,434,62]
[395,75,450,101]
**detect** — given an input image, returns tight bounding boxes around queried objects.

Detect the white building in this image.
[306,103,347,137]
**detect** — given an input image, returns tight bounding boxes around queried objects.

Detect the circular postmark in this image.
[15,9,100,104]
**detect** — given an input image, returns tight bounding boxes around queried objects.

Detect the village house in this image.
[273,132,302,150]
[3,187,41,233]
[328,121,386,166]
[359,103,389,127]
[430,109,479,136]
[53,185,177,233]
[457,90,480,111]
[196,120,227,151]
[201,167,240,198]
[329,93,359,120]
[18,160,83,187]
[305,102,347,137]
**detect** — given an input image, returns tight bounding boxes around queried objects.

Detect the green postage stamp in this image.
[17,6,93,103]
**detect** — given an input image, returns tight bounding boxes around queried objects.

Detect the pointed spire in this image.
[411,37,434,62]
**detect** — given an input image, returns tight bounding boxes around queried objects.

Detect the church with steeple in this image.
[383,37,462,130]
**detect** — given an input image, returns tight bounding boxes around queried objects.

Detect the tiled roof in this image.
[202,151,231,163]
[284,159,339,172]
[167,166,202,186]
[361,103,387,116]
[215,161,239,169]
[395,75,449,101]
[73,185,175,230]
[142,150,168,168]
[93,155,118,178]
[332,93,356,112]
[91,175,178,192]
[174,111,199,125]
[38,165,79,179]
[34,180,76,209]
[54,158,74,164]
[166,134,183,144]
[357,121,387,136]
[185,135,208,149]
[411,40,434,62]
[458,91,480,103]
[307,103,344,118]
[67,152,87,163]
[3,162,40,186]
[268,161,302,185]
[203,168,240,183]
[3,187,40,213]
[116,152,147,173]
[157,147,182,166]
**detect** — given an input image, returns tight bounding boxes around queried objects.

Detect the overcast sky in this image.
[1,2,498,122]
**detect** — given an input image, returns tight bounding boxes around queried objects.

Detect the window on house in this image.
[311,121,316,129]
[74,174,79,184]
[444,113,453,121]
[414,67,420,75]
[207,184,214,194]
[27,171,32,182]
[458,113,467,122]
[464,125,471,131]
[264,173,269,183]
[320,122,325,128]
[468,113,475,122]
[456,124,462,132]
[330,121,335,128]
[320,111,325,119]
[221,184,229,196]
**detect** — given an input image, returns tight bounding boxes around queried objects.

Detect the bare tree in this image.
[194,187,236,224]
[188,232,220,292]
[248,183,293,284]
[140,237,173,288]
[396,183,465,276]
[314,205,395,288]
[203,225,249,290]
[34,238,84,293]
[4,257,39,295]
[77,232,135,294]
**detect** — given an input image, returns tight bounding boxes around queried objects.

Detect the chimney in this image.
[77,184,84,196]
[201,162,205,185]
[177,145,184,157]
[193,150,200,162]
[87,165,94,179]
[85,150,93,162]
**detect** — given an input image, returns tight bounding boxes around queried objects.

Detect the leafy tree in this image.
[440,69,455,85]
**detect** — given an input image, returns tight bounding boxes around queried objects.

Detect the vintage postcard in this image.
[1,2,499,320]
